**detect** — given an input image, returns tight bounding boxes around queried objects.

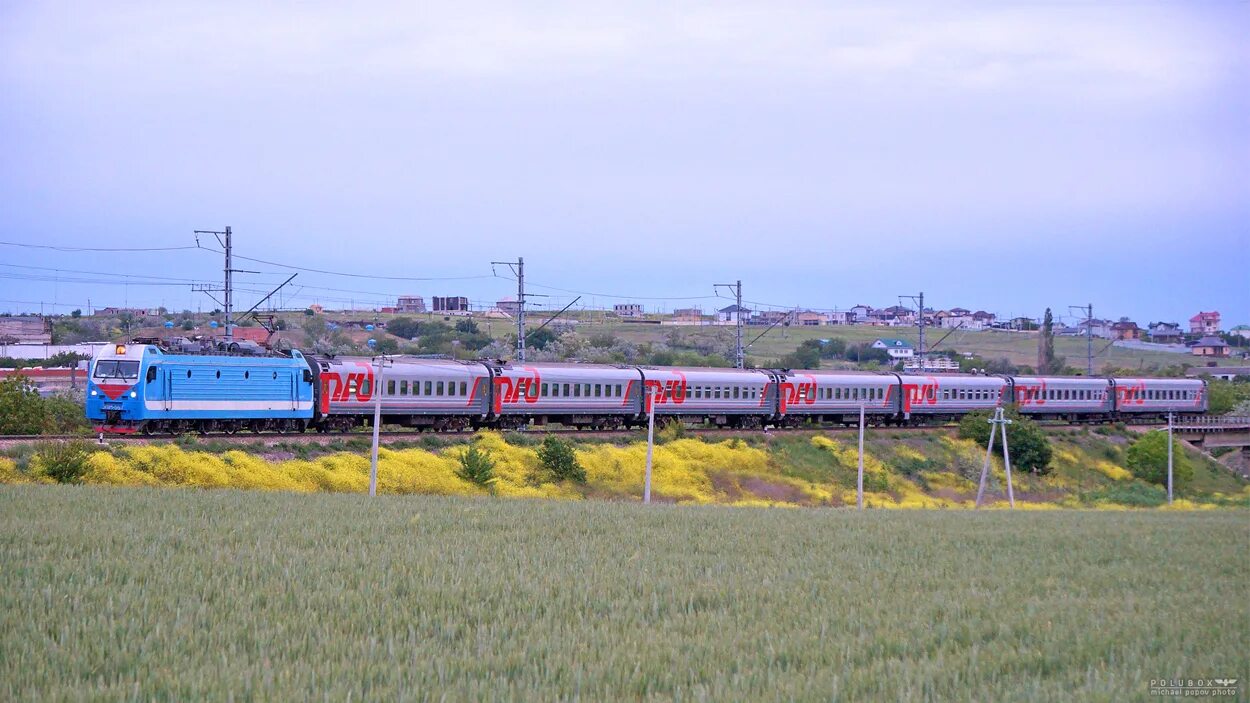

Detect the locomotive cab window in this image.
[146,367,158,383]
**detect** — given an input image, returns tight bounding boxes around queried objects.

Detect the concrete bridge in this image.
[1172,416,1250,448]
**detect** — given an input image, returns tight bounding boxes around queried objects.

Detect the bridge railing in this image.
[1173,416,1250,432]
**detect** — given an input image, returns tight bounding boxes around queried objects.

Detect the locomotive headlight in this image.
[129,391,137,398]
[90,390,98,396]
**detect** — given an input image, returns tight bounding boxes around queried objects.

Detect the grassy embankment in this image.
[3,427,1247,509]
[1,487,1245,700]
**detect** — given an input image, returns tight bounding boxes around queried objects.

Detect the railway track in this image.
[0,421,1144,448]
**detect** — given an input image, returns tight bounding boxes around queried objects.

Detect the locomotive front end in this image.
[85,344,148,432]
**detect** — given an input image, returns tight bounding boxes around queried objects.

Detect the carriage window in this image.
[712,387,719,399]
[461,381,468,396]
[387,380,396,395]
[436,381,444,396]
[594,384,602,398]
[400,380,408,395]
[573,384,581,397]
[615,385,622,397]
[541,383,548,397]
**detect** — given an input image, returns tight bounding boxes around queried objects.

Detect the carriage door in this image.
[290,373,298,411]
[164,369,173,411]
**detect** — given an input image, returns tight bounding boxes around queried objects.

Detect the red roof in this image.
[1189,311,1220,323]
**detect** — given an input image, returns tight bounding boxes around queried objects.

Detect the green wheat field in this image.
[2,486,1246,701]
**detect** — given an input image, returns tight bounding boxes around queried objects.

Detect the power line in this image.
[0,240,199,252]
[196,244,498,282]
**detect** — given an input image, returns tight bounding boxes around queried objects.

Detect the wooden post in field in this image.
[999,411,1015,508]
[644,384,657,504]
[1167,412,1174,506]
[857,404,865,510]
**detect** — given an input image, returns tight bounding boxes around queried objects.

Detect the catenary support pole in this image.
[857,403,865,510]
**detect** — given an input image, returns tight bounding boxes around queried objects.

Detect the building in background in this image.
[1189,311,1221,335]
[871,338,914,362]
[1147,322,1183,343]
[1110,318,1142,341]
[433,296,469,313]
[613,303,643,318]
[717,305,750,325]
[496,297,522,315]
[0,316,52,344]
[671,308,705,324]
[396,295,426,313]
[1192,336,1229,357]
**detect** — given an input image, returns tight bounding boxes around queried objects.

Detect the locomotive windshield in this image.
[93,360,140,379]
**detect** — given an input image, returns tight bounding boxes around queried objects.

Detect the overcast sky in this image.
[1,1,1247,325]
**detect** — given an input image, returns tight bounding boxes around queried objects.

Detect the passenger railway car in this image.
[1112,377,1207,418]
[638,366,776,428]
[895,373,1009,419]
[493,362,642,429]
[86,343,315,434]
[771,370,898,425]
[313,357,494,431]
[1009,376,1113,419]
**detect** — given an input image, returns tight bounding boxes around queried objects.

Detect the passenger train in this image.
[85,340,1209,434]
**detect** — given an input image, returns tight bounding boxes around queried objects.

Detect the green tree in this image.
[779,339,823,369]
[1126,431,1193,486]
[536,435,586,483]
[527,327,559,351]
[0,376,50,435]
[456,444,497,488]
[957,407,1054,475]
[1037,308,1065,374]
[70,309,82,318]
[1204,378,1250,415]
[387,317,421,339]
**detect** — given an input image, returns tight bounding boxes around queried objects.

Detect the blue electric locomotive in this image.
[86,342,316,434]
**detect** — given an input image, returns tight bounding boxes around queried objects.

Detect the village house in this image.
[612,303,643,318]
[1192,336,1229,358]
[1147,322,1183,343]
[396,295,425,313]
[1189,311,1221,335]
[751,310,791,326]
[848,305,873,323]
[716,305,750,325]
[671,307,705,324]
[1110,318,1142,341]
[826,311,852,325]
[795,311,825,326]
[496,297,522,314]
[871,338,914,362]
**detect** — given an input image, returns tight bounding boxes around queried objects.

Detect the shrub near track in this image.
[0,487,1246,701]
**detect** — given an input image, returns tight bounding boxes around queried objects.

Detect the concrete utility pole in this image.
[901,292,925,371]
[369,354,391,498]
[715,280,744,368]
[1070,303,1093,375]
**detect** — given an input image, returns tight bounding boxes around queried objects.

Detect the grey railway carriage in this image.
[492,362,643,430]
[637,366,778,428]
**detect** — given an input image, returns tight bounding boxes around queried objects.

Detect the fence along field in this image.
[1,486,1245,700]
